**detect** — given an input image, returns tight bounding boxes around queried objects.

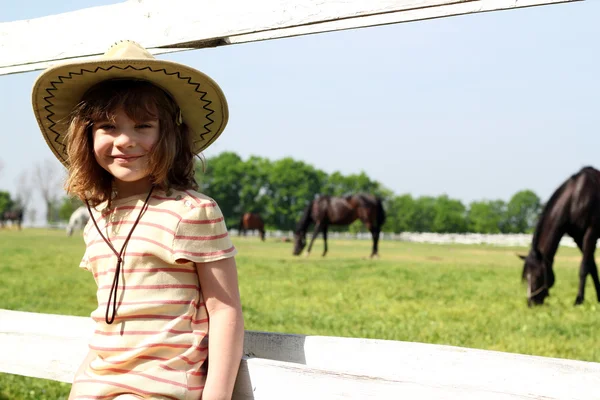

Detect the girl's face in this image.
[92,108,159,197]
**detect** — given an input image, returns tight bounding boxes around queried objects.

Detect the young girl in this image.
[31,41,244,400]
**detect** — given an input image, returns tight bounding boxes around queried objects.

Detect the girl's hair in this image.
[64,79,199,206]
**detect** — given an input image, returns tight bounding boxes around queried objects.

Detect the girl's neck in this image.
[112,178,154,200]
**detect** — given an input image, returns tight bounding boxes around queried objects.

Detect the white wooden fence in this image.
[1,308,599,399]
[0,0,583,76]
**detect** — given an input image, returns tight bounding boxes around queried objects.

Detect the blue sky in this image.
[0,0,598,222]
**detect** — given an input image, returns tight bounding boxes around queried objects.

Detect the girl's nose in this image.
[113,130,136,147]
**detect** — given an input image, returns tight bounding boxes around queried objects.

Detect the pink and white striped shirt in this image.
[71,189,237,400]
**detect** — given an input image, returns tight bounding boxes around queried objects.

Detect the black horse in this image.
[0,208,24,230]
[519,166,600,306]
[293,194,386,258]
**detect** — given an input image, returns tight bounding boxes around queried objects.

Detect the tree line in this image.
[196,152,542,234]
[0,152,542,234]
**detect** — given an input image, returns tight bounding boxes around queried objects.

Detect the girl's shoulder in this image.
[154,189,223,218]
[161,189,228,231]
[159,189,217,208]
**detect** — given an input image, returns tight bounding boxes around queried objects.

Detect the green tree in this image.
[385,194,417,233]
[238,156,271,218]
[323,171,390,198]
[58,196,84,221]
[196,152,246,227]
[0,191,14,215]
[506,190,541,233]
[467,200,508,233]
[321,171,347,197]
[411,196,437,232]
[432,195,467,233]
[263,158,326,230]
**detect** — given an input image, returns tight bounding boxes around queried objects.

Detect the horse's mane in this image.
[531,168,588,252]
[295,199,315,234]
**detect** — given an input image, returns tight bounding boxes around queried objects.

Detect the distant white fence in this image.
[15,224,579,249]
[233,229,581,248]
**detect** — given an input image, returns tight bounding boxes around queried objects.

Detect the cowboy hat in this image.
[31,40,228,167]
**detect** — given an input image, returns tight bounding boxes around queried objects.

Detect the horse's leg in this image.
[583,229,600,303]
[575,228,598,305]
[260,228,265,241]
[305,222,321,256]
[322,224,328,257]
[370,227,381,259]
[590,254,600,303]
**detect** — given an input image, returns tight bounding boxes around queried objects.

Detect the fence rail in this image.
[1,309,599,399]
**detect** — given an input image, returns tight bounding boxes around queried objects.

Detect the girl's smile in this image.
[112,154,144,163]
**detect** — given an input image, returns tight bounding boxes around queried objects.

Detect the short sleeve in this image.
[79,251,90,271]
[172,201,237,263]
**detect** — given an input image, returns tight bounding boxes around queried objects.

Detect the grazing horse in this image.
[238,212,266,241]
[0,208,24,230]
[519,166,600,306]
[293,194,386,258]
[66,206,90,236]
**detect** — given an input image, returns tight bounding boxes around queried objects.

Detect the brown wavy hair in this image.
[64,79,199,207]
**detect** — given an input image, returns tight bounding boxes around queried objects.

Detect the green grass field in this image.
[1,229,599,399]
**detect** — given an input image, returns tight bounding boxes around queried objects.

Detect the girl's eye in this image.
[136,124,153,129]
[97,124,115,130]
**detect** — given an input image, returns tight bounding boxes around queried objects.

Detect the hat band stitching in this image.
[40,64,219,163]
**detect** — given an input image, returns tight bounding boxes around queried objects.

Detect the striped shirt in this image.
[71,189,237,400]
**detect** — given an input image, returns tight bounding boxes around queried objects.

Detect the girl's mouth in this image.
[112,155,143,163]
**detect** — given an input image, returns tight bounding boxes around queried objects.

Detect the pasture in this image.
[1,229,599,400]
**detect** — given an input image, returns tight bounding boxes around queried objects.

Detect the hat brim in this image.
[32,58,228,167]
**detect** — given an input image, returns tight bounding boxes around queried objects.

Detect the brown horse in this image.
[293,194,386,258]
[0,208,24,230]
[238,212,265,241]
[519,166,600,306]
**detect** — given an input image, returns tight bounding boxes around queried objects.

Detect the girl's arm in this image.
[197,256,245,400]
[68,349,97,400]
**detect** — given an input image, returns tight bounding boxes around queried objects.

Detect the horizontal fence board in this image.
[0,310,94,383]
[0,0,581,75]
[243,331,600,399]
[235,357,516,400]
[2,309,600,399]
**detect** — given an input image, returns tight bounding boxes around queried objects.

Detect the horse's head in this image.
[66,225,74,237]
[292,232,306,256]
[519,249,555,307]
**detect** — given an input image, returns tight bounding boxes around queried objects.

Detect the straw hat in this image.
[31,40,228,167]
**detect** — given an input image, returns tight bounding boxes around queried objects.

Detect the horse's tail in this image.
[375,197,386,229]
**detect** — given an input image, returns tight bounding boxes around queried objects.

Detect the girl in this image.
[31,41,244,400]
